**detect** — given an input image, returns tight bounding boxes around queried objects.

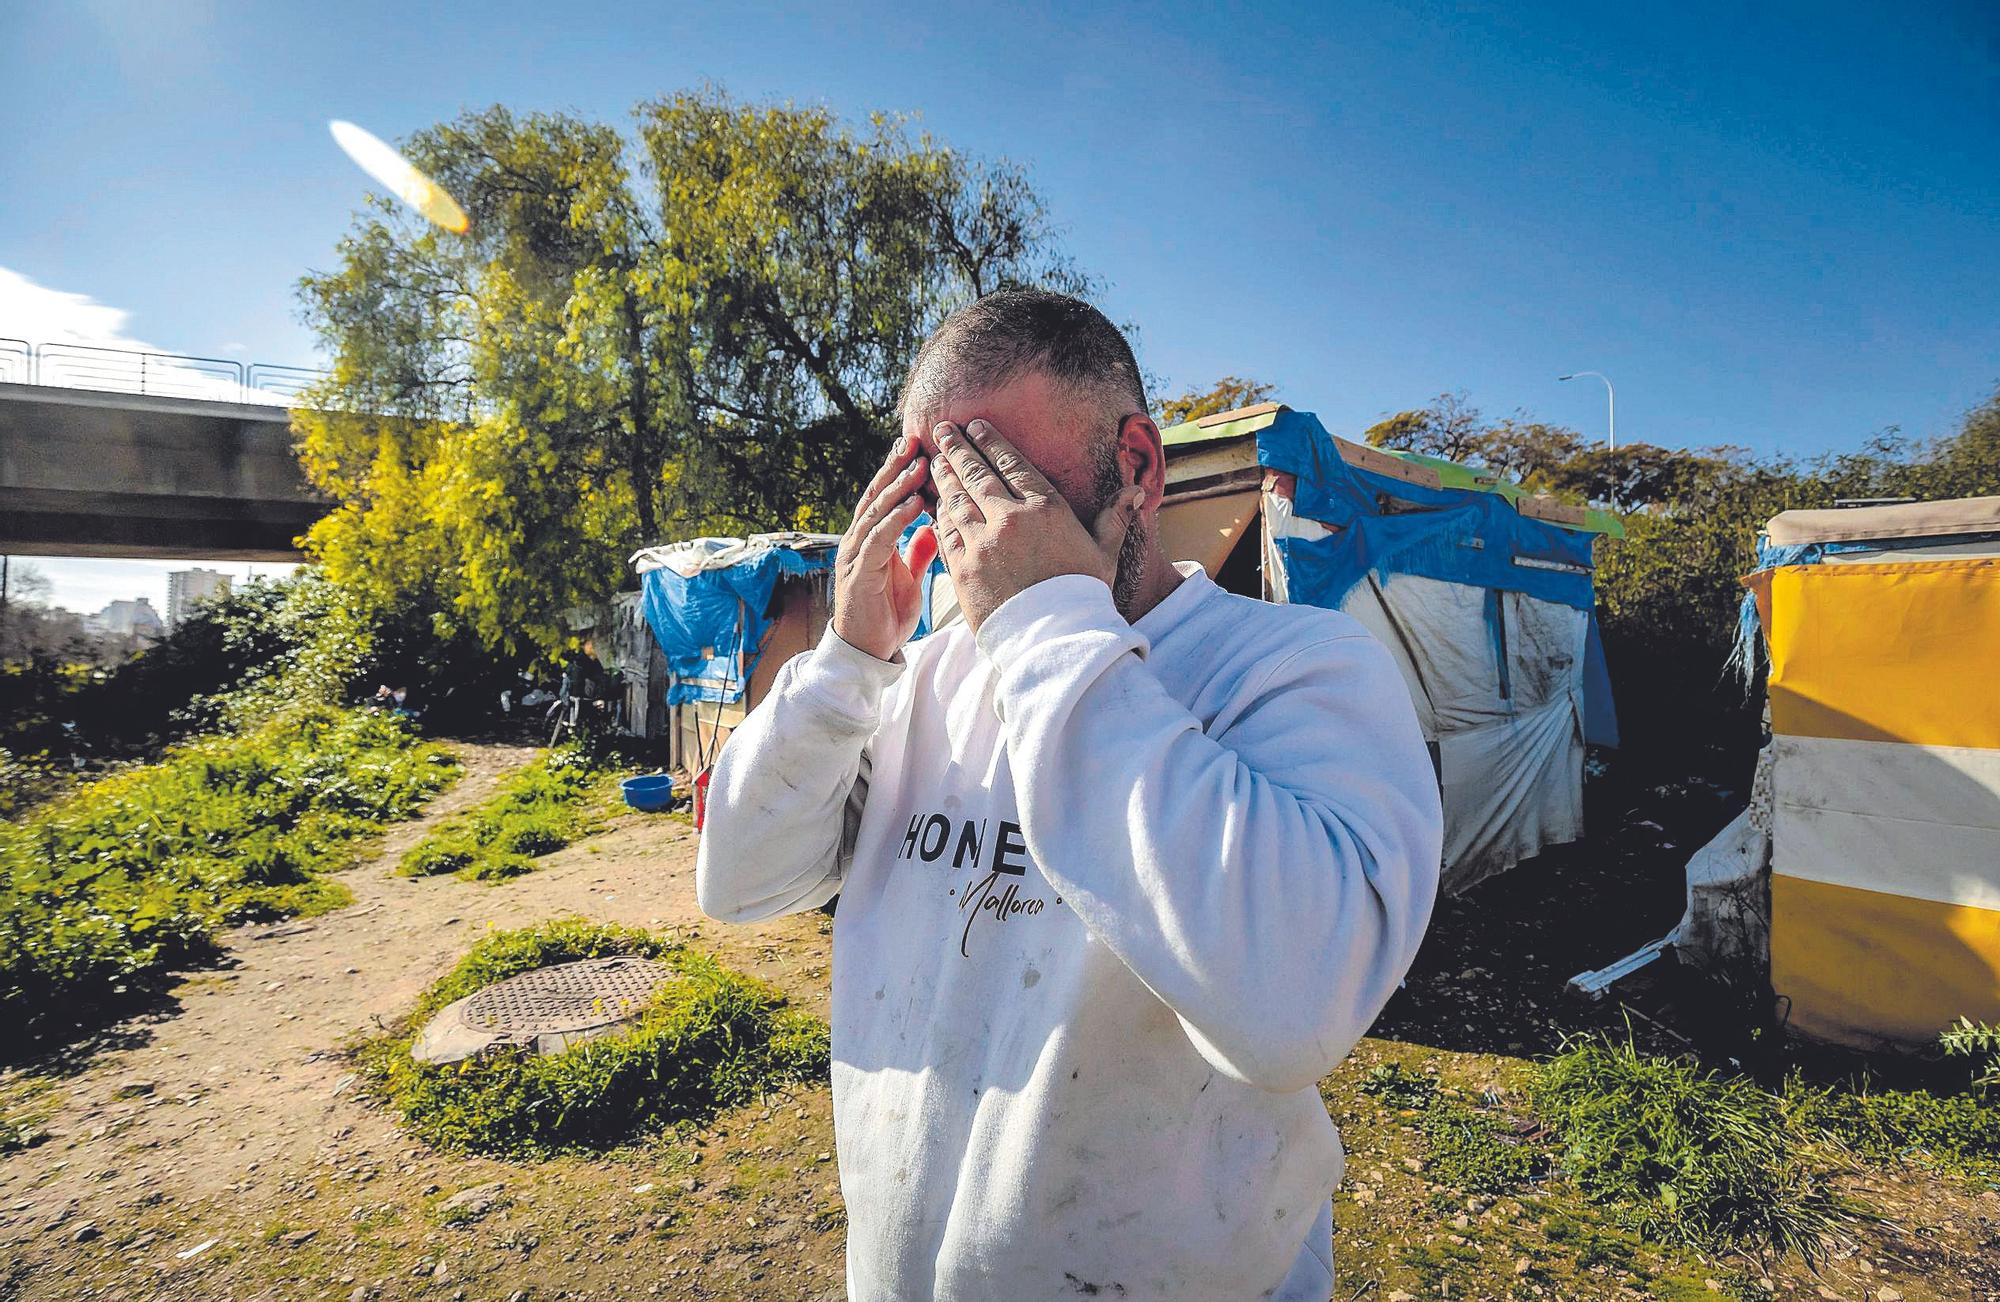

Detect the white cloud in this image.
[0,265,291,404]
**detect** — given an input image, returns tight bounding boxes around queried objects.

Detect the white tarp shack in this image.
[1155,404,1622,893]
[1671,495,2000,1050]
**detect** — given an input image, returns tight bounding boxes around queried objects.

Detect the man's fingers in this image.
[930,448,988,525]
[849,437,922,534]
[849,454,929,543]
[964,420,1057,502]
[936,423,1015,502]
[903,523,939,578]
[1090,486,1146,565]
[859,493,925,561]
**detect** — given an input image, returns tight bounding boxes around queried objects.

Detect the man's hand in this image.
[930,420,1143,631]
[830,436,940,661]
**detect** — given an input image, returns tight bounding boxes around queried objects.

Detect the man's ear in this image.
[1117,414,1168,508]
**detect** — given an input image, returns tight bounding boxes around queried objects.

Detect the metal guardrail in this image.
[0,338,326,404]
[0,338,30,385]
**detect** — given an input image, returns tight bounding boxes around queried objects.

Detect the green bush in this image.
[398,748,613,882]
[1531,1037,1856,1261]
[0,707,459,1044]
[1592,390,2000,783]
[360,920,829,1156]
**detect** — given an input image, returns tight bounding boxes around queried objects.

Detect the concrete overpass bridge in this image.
[0,341,329,561]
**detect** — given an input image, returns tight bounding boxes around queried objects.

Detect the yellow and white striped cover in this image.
[1751,557,2000,1048]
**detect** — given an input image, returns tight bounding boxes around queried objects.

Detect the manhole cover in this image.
[463,957,670,1036]
[412,956,673,1065]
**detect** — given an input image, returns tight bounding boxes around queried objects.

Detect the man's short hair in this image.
[898,289,1147,427]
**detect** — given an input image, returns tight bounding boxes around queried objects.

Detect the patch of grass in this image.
[1357,1061,1540,1194]
[1419,1096,1543,1194]
[359,919,829,1157]
[398,748,615,882]
[0,707,458,1044]
[0,1075,58,1155]
[1531,1035,1858,1262]
[1359,1061,1439,1110]
[1783,1076,2000,1180]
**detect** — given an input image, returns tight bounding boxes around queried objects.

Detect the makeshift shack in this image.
[1155,403,1621,892]
[630,534,843,772]
[1671,495,2000,1050]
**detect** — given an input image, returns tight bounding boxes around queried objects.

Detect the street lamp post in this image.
[1558,371,1615,452]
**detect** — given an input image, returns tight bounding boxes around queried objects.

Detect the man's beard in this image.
[1090,445,1149,618]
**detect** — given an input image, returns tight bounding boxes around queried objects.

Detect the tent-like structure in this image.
[1155,404,1621,892]
[630,534,842,772]
[1674,495,2000,1050]
[630,531,953,769]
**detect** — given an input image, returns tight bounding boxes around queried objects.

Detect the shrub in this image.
[0,707,459,1044]
[1531,1037,1856,1261]
[360,920,829,1156]
[398,748,614,882]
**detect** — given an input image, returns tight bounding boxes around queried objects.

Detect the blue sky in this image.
[3,0,1996,610]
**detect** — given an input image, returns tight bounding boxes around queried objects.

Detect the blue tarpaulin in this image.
[639,544,835,706]
[636,529,945,707]
[1255,409,1599,612]
[1254,408,1618,747]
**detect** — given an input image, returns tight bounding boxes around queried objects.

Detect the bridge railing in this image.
[0,338,29,385]
[0,339,327,405]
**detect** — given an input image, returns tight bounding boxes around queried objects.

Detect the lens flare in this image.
[328,119,469,234]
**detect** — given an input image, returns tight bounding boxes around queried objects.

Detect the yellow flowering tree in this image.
[295,90,1087,656]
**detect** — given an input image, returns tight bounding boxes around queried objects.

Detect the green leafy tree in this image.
[296,90,1088,656]
[1363,391,1488,463]
[1156,376,1276,425]
[1476,419,1586,489]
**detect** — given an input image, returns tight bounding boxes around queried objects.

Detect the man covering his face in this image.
[698,290,1442,1300]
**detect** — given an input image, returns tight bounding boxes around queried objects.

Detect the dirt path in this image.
[1,741,844,1301]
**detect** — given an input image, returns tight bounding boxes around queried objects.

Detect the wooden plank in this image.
[1517,495,1590,527]
[1195,400,1284,428]
[1331,436,1443,489]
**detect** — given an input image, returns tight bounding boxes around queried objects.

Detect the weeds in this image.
[1418,1096,1543,1194]
[1358,1061,1541,1194]
[398,748,614,882]
[1941,1017,2000,1092]
[1531,1036,1858,1262]
[359,920,829,1157]
[0,707,458,1044]
[1783,1076,2000,1180]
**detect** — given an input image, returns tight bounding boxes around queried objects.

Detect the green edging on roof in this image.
[1359,450,1625,536]
[1160,410,1278,447]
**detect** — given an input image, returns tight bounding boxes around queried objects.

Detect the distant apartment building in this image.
[167,568,231,628]
[93,597,165,639]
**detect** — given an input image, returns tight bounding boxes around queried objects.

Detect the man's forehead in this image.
[901,371,1093,448]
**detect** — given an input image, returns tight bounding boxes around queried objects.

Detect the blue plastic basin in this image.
[620,773,678,812]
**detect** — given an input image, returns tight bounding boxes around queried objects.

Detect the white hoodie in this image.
[697,563,1442,1300]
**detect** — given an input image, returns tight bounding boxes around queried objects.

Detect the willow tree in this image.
[296,90,1087,656]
